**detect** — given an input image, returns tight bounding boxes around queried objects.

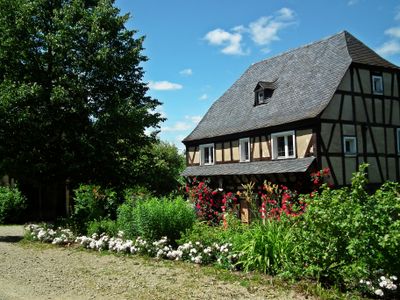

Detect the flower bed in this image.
[24,224,237,269]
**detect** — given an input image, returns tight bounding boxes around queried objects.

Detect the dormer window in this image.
[254,80,277,105]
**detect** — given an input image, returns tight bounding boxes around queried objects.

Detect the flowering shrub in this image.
[257,181,304,220]
[25,224,75,245]
[359,275,398,298]
[186,178,237,225]
[24,224,237,269]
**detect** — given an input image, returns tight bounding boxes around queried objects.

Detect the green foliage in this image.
[296,164,400,288]
[87,218,118,237]
[234,220,297,276]
[0,185,27,224]
[70,185,118,234]
[179,215,245,247]
[116,199,140,239]
[0,0,163,189]
[133,141,186,195]
[118,196,196,243]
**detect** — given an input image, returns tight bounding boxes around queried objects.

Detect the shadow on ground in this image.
[0,235,23,243]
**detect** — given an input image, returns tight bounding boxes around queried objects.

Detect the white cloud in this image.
[198,93,208,100]
[347,0,359,6]
[185,115,202,124]
[385,27,400,39]
[249,8,295,46]
[276,7,295,20]
[376,40,400,56]
[249,17,281,45]
[204,28,246,55]
[161,121,192,132]
[179,68,193,76]
[148,81,183,91]
[204,8,295,55]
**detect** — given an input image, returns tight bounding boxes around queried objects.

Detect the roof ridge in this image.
[252,30,347,67]
[343,31,399,69]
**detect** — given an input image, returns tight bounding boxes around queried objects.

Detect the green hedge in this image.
[0,185,27,224]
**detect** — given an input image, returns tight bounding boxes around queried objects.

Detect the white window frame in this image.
[239,138,251,162]
[372,75,383,95]
[199,143,214,165]
[271,131,296,160]
[397,128,400,154]
[343,136,357,156]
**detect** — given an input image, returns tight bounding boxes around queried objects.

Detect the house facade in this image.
[182,31,400,188]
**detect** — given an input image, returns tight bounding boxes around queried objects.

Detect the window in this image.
[271,131,296,159]
[372,75,383,95]
[255,88,274,105]
[397,128,400,153]
[200,144,214,165]
[239,138,250,162]
[343,136,357,156]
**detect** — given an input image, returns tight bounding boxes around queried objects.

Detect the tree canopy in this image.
[0,0,163,189]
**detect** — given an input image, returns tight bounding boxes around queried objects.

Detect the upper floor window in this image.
[254,81,277,105]
[271,131,296,159]
[200,144,214,165]
[343,136,357,156]
[239,138,250,162]
[372,74,383,95]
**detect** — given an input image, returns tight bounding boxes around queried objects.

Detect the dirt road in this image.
[0,225,309,300]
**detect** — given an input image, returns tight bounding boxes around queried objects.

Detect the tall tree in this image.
[0,0,163,189]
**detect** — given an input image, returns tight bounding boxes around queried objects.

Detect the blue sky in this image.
[115,0,400,151]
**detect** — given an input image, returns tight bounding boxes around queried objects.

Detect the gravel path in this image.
[0,226,311,300]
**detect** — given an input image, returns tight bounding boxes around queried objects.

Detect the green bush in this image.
[234,219,297,275]
[118,196,196,243]
[117,200,140,239]
[70,185,118,234]
[87,219,118,237]
[0,185,27,224]
[178,214,245,247]
[296,164,400,289]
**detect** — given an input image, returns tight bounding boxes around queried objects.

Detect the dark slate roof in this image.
[181,157,315,177]
[183,31,399,142]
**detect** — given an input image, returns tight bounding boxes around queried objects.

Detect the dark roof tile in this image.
[183,31,399,142]
[181,157,315,177]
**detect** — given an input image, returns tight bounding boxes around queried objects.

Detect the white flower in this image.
[380,276,386,281]
[379,280,387,288]
[390,275,398,281]
[359,279,365,284]
[374,289,384,297]
[366,281,371,286]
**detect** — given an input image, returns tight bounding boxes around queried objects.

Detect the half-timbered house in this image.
[182,31,400,189]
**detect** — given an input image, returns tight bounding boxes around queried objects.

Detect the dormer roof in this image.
[254,80,278,91]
